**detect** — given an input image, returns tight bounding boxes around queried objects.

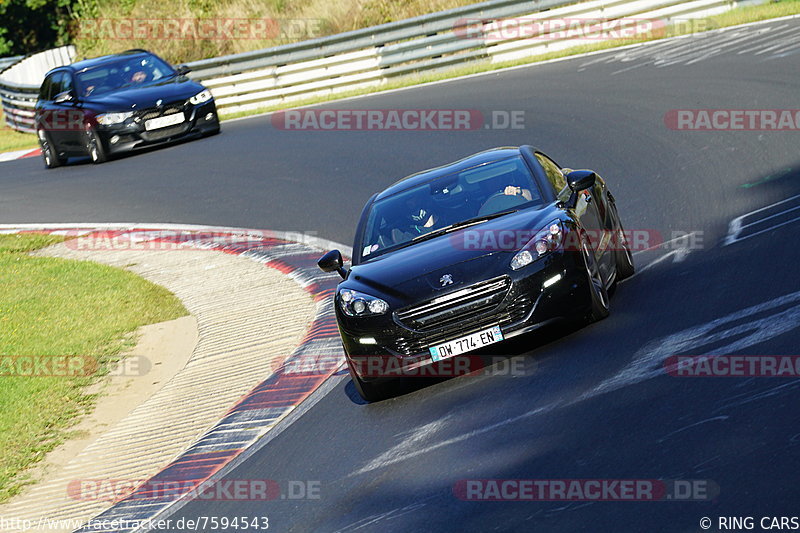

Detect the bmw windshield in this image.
[76,55,176,97]
[359,156,545,262]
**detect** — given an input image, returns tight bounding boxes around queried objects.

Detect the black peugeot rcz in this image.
[34,49,219,168]
[318,146,634,401]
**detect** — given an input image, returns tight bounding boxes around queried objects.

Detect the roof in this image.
[65,50,152,73]
[373,147,522,201]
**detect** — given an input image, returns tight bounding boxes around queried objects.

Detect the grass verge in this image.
[0,110,37,155]
[0,233,188,503]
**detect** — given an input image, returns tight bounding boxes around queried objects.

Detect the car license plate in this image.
[429,326,504,362]
[145,113,185,131]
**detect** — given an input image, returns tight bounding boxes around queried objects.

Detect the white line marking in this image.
[332,501,431,532]
[769,40,800,58]
[625,246,690,281]
[656,416,729,443]
[713,381,800,413]
[724,194,800,246]
[587,288,800,400]
[632,231,699,256]
[754,34,800,55]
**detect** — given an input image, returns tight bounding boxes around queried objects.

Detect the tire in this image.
[347,357,388,403]
[581,233,610,323]
[611,201,635,280]
[84,124,108,164]
[37,129,63,169]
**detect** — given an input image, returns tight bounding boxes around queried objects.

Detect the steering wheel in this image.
[477,191,528,216]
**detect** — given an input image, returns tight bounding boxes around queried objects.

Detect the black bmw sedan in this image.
[318,146,634,401]
[34,49,220,167]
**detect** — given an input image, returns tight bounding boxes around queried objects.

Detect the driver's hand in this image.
[504,185,521,196]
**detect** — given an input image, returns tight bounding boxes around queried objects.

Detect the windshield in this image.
[76,55,176,98]
[358,156,544,261]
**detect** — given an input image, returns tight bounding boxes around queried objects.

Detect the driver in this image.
[129,70,148,83]
[126,58,155,84]
[408,206,437,232]
[392,196,439,244]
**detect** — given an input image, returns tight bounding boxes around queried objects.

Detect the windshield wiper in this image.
[408,209,519,244]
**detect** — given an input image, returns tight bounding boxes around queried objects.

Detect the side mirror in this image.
[566,170,597,192]
[54,90,74,104]
[176,65,191,76]
[318,249,348,279]
[563,170,598,210]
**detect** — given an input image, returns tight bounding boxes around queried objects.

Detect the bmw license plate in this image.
[429,326,504,362]
[145,113,185,131]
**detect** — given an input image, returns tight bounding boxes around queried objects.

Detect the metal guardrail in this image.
[0,0,765,132]
[0,46,76,133]
[0,55,23,73]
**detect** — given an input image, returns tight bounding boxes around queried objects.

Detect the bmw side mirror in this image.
[318,249,348,279]
[176,65,191,76]
[563,170,598,209]
[54,90,75,104]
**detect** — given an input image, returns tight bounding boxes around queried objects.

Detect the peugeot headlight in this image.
[96,112,133,125]
[510,220,564,270]
[189,89,213,105]
[338,289,389,317]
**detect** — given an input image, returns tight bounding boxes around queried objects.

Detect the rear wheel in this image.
[84,124,107,164]
[581,233,610,323]
[611,201,635,280]
[37,129,63,169]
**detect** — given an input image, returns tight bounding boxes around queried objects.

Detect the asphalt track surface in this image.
[3,18,800,533]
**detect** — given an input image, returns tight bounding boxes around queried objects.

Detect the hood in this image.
[347,206,560,302]
[85,76,205,110]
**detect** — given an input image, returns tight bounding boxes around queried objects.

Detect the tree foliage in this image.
[0,0,83,56]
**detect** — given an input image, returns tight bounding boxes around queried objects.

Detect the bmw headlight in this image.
[96,112,133,125]
[338,289,389,317]
[510,220,564,270]
[189,89,213,105]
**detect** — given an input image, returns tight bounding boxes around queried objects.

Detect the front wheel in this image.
[347,358,389,403]
[84,124,107,164]
[38,129,64,169]
[581,233,610,323]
